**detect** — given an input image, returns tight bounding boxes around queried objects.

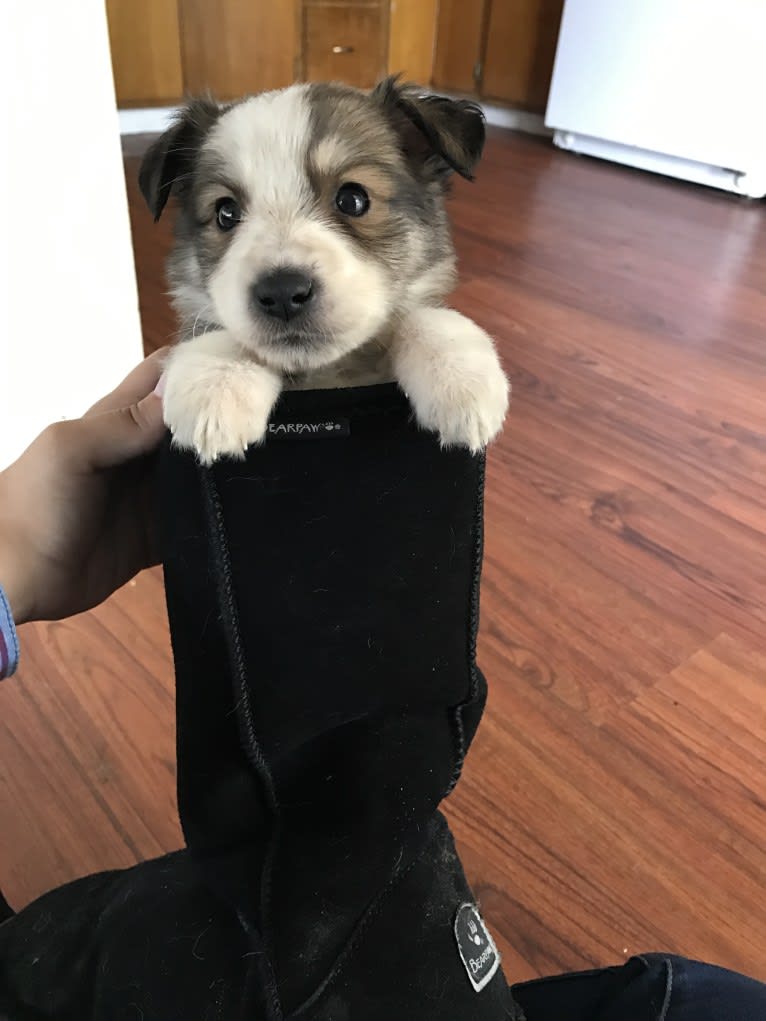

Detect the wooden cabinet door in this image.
[106,0,184,106]
[432,0,488,94]
[388,0,438,85]
[481,0,563,111]
[179,0,297,100]
[301,2,389,89]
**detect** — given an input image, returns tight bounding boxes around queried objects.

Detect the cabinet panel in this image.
[302,3,388,89]
[432,0,487,94]
[388,0,438,85]
[482,0,563,111]
[106,0,184,106]
[179,0,297,99]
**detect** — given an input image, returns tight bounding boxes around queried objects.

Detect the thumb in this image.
[83,391,166,469]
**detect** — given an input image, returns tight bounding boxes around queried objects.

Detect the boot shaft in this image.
[161,384,487,860]
[160,383,492,1009]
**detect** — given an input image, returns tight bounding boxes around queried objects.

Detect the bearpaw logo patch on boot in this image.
[454,903,501,992]
[267,418,350,440]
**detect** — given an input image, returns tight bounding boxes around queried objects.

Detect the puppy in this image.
[140,77,509,464]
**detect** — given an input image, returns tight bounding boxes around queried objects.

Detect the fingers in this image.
[20,350,170,474]
[82,389,167,470]
[86,347,169,418]
[74,347,171,469]
[60,349,172,470]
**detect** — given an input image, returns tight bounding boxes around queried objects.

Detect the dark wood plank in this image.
[2,130,764,986]
[0,571,179,907]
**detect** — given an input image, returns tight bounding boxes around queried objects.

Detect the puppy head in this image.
[139,79,485,372]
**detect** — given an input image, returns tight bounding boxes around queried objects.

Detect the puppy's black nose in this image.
[252,269,315,322]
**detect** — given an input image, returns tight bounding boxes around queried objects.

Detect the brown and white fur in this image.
[140,77,509,464]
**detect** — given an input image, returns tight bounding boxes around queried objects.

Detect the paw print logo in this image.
[468,917,483,946]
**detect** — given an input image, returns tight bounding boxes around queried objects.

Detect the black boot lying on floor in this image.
[0,383,522,1021]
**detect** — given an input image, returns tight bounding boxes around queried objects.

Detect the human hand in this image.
[0,349,167,625]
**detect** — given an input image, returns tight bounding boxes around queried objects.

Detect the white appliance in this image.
[545,0,766,198]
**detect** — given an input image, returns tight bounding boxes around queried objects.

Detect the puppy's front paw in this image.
[415,362,508,453]
[394,309,509,453]
[162,346,281,465]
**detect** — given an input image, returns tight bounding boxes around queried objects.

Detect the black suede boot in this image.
[0,383,521,1021]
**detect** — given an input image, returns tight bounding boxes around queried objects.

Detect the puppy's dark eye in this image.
[215,197,241,231]
[335,183,370,217]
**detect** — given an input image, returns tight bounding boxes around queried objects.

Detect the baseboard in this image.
[552,130,766,199]
[482,104,551,138]
[119,106,178,134]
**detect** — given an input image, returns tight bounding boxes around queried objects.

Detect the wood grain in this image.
[388,0,439,84]
[1,131,764,985]
[0,571,179,905]
[481,0,564,110]
[300,1,389,89]
[432,0,488,94]
[179,0,297,99]
[105,0,184,106]
[121,142,177,356]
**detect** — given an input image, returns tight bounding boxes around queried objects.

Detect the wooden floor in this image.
[2,130,765,985]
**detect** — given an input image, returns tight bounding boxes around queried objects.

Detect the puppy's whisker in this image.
[191,305,213,340]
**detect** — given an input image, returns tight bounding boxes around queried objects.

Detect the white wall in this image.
[0,1,144,469]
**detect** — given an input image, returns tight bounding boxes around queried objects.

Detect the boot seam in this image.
[446,452,486,795]
[287,848,422,1017]
[201,467,284,1021]
[636,955,674,1021]
[202,468,278,805]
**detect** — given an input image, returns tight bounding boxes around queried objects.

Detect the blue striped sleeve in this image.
[0,583,20,680]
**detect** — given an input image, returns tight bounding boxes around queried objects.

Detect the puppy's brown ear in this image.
[373,76,485,182]
[139,96,221,222]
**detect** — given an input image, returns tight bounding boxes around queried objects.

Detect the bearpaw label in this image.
[267,418,350,440]
[454,903,501,993]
